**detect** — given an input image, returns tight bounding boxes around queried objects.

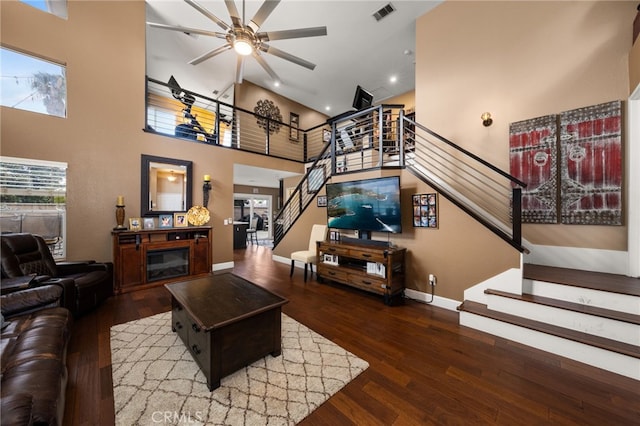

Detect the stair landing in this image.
[523,264,640,296]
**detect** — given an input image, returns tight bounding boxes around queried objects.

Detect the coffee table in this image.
[165,273,288,390]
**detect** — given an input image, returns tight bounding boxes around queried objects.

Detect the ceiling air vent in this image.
[373,3,396,22]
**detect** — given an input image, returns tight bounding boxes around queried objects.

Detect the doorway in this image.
[234,193,273,242]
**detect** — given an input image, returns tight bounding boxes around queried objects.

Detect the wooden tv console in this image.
[316,240,406,305]
[112,226,211,294]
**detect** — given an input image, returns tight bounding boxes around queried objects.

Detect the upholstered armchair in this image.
[0,233,113,316]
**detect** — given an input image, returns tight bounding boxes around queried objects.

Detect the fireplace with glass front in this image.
[112,226,211,294]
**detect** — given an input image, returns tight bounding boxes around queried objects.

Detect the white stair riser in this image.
[524,279,640,315]
[486,294,639,346]
[460,311,640,381]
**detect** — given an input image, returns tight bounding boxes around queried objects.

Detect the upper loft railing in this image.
[145,77,327,163]
[144,76,526,251]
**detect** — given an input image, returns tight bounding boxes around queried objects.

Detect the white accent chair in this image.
[290,224,327,282]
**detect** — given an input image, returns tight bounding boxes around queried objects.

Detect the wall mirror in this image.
[141,154,192,216]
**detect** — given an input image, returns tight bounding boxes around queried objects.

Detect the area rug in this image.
[111,312,368,425]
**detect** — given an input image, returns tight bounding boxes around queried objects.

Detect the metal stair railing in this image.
[273,142,332,247]
[400,112,527,252]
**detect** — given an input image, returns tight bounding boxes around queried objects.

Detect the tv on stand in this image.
[325,176,401,247]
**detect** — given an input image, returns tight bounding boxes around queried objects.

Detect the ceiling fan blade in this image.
[247,0,280,33]
[259,44,316,70]
[189,44,232,66]
[252,52,281,83]
[147,22,227,39]
[184,0,232,32]
[235,55,245,84]
[224,0,241,27]
[257,26,327,42]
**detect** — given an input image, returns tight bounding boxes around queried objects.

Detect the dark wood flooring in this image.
[64,246,640,425]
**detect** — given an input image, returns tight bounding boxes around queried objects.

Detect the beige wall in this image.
[416,1,636,252]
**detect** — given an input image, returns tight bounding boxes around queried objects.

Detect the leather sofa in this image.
[1,283,73,425]
[1,233,113,316]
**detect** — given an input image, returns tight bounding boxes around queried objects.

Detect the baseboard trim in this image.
[213,261,234,272]
[404,288,460,312]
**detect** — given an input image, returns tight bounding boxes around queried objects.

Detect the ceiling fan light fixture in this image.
[233,33,253,56]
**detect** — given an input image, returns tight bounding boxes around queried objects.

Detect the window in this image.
[0,47,67,118]
[147,107,176,136]
[0,156,67,259]
[20,0,67,19]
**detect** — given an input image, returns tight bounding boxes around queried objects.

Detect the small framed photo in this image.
[159,214,173,228]
[129,217,142,231]
[323,128,331,143]
[143,217,155,230]
[174,212,188,227]
[317,195,327,207]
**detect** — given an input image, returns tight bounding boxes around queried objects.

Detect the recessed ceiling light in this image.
[325,106,331,111]
[390,75,397,83]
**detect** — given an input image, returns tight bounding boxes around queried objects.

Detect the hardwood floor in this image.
[64,246,640,425]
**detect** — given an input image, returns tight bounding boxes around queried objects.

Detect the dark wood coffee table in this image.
[165,273,288,390]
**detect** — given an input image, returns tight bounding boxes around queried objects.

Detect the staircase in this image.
[458,264,640,380]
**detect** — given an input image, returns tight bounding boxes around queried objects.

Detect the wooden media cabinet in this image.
[112,226,211,294]
[316,239,406,305]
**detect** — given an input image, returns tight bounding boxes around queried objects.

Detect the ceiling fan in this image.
[147,0,328,85]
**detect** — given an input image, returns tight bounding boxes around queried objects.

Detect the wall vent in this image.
[373,3,396,21]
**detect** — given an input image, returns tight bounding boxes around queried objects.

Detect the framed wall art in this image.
[412,193,438,228]
[289,112,299,141]
[317,195,327,207]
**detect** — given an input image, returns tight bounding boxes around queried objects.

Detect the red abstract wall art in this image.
[509,115,558,224]
[559,100,622,225]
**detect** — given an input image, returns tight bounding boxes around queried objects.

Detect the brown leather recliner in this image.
[1,283,72,425]
[1,233,113,316]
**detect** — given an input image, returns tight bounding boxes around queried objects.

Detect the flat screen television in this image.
[326,176,402,235]
[352,85,373,110]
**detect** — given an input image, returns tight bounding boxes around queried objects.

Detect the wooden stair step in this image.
[458,300,640,359]
[484,289,640,325]
[523,264,640,297]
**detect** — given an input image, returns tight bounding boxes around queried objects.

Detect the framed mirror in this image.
[141,154,192,217]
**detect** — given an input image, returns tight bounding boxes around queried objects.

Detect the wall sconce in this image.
[203,175,212,208]
[481,112,493,127]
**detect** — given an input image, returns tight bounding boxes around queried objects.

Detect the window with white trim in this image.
[0,156,67,259]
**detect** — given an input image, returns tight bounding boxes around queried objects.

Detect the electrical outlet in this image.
[429,274,436,286]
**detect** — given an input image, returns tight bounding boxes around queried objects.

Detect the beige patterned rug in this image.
[111,312,368,425]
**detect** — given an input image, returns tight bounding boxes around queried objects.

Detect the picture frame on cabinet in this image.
[174,212,188,227]
[129,217,142,231]
[159,214,173,228]
[143,217,155,229]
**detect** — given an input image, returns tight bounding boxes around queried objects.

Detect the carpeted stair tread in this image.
[523,264,640,297]
[458,300,640,359]
[484,289,640,325]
